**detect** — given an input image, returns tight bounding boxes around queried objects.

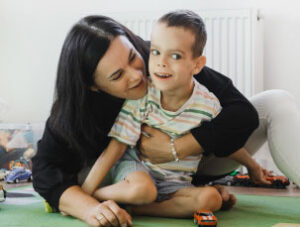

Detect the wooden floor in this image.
[225,184,300,197]
[2,182,300,197]
[2,181,32,190]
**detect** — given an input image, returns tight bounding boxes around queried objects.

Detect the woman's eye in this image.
[112,72,123,81]
[129,52,136,62]
[151,49,159,56]
[171,53,181,60]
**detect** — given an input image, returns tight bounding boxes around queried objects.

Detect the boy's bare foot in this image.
[213,185,237,210]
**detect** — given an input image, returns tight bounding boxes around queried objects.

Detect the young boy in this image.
[82,10,231,216]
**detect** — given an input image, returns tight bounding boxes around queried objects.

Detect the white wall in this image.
[1,0,300,123]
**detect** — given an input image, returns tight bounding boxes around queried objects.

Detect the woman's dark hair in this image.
[158,10,207,57]
[50,15,149,158]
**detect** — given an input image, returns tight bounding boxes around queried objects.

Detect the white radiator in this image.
[109,9,263,98]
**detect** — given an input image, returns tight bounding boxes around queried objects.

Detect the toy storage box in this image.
[0,123,45,170]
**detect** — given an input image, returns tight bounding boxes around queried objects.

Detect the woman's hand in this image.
[138,125,203,164]
[59,186,132,227]
[247,163,272,185]
[138,125,174,163]
[229,147,272,185]
[84,200,132,227]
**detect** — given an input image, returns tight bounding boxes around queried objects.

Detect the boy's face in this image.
[149,22,204,92]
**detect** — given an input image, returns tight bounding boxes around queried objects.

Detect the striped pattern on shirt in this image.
[109,79,222,173]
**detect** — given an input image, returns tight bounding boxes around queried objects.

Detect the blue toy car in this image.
[5,167,32,183]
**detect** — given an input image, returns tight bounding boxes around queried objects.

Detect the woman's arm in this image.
[229,148,271,185]
[82,139,127,195]
[191,66,259,157]
[32,120,132,226]
[139,66,259,162]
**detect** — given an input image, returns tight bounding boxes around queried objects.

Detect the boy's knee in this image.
[196,186,222,211]
[126,171,157,204]
[129,181,157,204]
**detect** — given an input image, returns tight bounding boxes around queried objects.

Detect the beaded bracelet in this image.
[170,138,179,162]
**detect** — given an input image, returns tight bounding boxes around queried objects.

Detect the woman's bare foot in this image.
[213,185,237,210]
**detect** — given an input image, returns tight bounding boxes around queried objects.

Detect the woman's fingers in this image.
[87,200,132,227]
[140,125,173,163]
[141,124,154,135]
[95,213,110,226]
[141,124,166,138]
[99,206,118,226]
[101,200,132,226]
[257,169,271,185]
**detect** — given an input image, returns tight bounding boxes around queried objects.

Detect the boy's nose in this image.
[157,56,167,68]
[157,62,166,68]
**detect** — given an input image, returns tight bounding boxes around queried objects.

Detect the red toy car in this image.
[266,175,290,188]
[233,174,290,188]
[194,210,217,227]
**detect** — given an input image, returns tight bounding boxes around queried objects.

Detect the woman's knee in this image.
[126,171,157,204]
[252,89,298,122]
[195,186,222,211]
[255,90,296,111]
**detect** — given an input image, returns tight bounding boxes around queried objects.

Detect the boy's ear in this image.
[193,56,206,75]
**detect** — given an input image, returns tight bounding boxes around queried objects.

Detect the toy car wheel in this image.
[226,181,232,186]
[273,181,284,188]
[15,178,20,183]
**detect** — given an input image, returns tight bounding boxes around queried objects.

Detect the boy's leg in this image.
[131,185,225,218]
[93,170,157,205]
[79,148,157,205]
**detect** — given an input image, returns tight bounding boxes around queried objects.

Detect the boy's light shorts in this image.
[104,148,193,201]
[77,148,145,186]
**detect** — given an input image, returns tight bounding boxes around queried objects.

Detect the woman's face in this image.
[92,36,147,100]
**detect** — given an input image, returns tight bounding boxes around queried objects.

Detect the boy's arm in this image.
[82,139,127,195]
[83,98,142,193]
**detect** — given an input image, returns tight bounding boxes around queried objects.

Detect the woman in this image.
[32,15,300,226]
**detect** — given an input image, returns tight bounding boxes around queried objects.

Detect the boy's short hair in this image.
[158,10,207,57]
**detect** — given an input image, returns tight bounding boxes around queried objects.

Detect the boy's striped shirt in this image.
[109,79,222,174]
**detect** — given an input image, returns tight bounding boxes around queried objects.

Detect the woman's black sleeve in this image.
[32,119,80,211]
[191,66,259,157]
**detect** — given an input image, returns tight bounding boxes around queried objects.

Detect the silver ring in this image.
[96,214,104,221]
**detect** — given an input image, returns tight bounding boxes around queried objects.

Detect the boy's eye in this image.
[151,49,160,56]
[171,53,181,60]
